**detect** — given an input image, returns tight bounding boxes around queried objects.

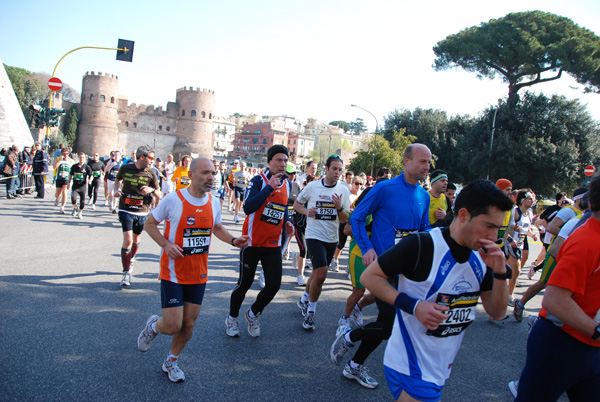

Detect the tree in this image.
[433,11,600,106]
[328,120,350,132]
[458,92,600,195]
[5,64,49,123]
[63,106,79,148]
[349,129,416,176]
[349,118,367,135]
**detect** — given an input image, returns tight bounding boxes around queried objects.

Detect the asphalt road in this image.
[0,189,554,401]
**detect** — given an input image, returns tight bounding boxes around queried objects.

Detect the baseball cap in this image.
[286,162,297,174]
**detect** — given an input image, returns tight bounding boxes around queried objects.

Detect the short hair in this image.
[516,189,535,206]
[345,171,354,177]
[447,182,457,191]
[589,173,600,212]
[305,174,318,184]
[182,155,192,163]
[555,192,566,203]
[376,167,390,178]
[306,160,316,168]
[453,179,513,219]
[325,154,343,168]
[267,145,289,162]
[430,170,447,183]
[135,145,154,159]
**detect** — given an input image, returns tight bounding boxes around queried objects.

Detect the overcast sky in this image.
[2,0,599,130]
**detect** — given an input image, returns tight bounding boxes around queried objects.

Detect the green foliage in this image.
[458,92,600,195]
[349,129,416,176]
[433,11,600,105]
[328,120,351,132]
[49,130,68,153]
[4,64,49,123]
[349,118,367,135]
[63,106,79,148]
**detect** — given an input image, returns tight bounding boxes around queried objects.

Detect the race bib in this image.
[124,194,144,207]
[92,171,101,178]
[261,202,285,225]
[394,229,417,245]
[181,176,191,186]
[59,170,69,179]
[74,172,84,181]
[182,227,211,255]
[287,205,296,218]
[109,170,118,179]
[426,292,478,337]
[315,200,336,220]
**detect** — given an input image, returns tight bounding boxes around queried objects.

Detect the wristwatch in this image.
[493,264,513,280]
[592,325,600,341]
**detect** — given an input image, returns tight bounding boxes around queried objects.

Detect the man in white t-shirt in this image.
[297,160,318,189]
[294,154,350,330]
[162,154,176,194]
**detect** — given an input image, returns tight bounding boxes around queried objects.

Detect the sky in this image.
[1,0,599,131]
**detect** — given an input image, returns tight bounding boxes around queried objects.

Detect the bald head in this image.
[403,143,431,184]
[190,157,212,173]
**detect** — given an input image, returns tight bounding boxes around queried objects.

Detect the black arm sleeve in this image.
[378,233,434,282]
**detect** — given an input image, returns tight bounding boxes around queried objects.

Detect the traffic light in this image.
[30,105,46,128]
[116,39,135,62]
[47,108,65,127]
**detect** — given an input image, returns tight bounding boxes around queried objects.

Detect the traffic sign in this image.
[584,165,595,176]
[48,77,62,92]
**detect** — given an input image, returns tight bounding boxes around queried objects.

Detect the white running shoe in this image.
[283,250,289,260]
[296,275,306,286]
[137,315,159,352]
[508,380,519,398]
[343,363,378,389]
[91,204,96,210]
[349,306,363,329]
[303,312,315,331]
[71,207,77,216]
[120,271,131,286]
[245,309,260,338]
[60,207,65,214]
[104,199,109,206]
[77,211,83,219]
[55,198,59,206]
[297,298,308,317]
[338,315,351,329]
[330,326,352,365]
[234,215,239,223]
[162,358,185,383]
[225,316,240,337]
[259,270,265,289]
[329,259,340,272]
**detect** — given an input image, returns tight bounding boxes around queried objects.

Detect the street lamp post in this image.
[351,104,379,177]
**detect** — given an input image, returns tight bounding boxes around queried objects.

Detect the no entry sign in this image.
[584,165,595,177]
[48,77,63,92]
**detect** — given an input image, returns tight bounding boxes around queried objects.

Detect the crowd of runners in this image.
[3,141,599,401]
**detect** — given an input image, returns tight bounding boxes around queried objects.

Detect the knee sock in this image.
[121,248,132,271]
[131,242,140,259]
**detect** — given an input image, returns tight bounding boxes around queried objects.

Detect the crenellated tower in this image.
[76,71,119,156]
[172,86,215,158]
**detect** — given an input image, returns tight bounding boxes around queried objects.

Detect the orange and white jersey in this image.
[152,188,222,284]
[242,172,289,247]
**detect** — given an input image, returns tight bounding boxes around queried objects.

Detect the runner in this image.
[332,144,432,388]
[294,154,350,331]
[225,145,294,338]
[331,176,363,272]
[113,145,161,287]
[297,160,318,189]
[292,173,318,286]
[53,148,73,214]
[171,155,192,191]
[428,169,452,228]
[104,151,123,213]
[87,152,105,210]
[232,162,251,223]
[359,179,513,400]
[162,154,176,195]
[226,160,240,210]
[137,157,249,383]
[69,152,93,219]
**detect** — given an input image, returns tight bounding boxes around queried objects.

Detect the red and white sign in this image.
[48,77,63,92]
[584,165,595,177]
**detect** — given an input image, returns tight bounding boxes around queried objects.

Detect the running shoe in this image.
[297,298,308,317]
[283,249,289,260]
[120,271,131,287]
[330,326,352,365]
[225,316,240,337]
[488,314,510,322]
[343,362,378,389]
[234,215,239,223]
[508,380,519,398]
[508,296,515,307]
[296,275,306,286]
[258,270,265,289]
[527,265,536,280]
[112,209,117,214]
[71,207,77,216]
[349,306,363,329]
[104,199,109,206]
[60,207,65,214]
[513,299,524,322]
[338,315,351,329]
[244,309,260,338]
[162,358,185,383]
[527,315,539,333]
[91,204,96,211]
[137,315,159,352]
[329,259,340,272]
[77,211,83,219]
[303,312,315,331]
[516,281,522,288]
[292,252,298,270]
[55,198,59,206]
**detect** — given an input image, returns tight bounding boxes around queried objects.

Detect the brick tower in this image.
[172,86,215,158]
